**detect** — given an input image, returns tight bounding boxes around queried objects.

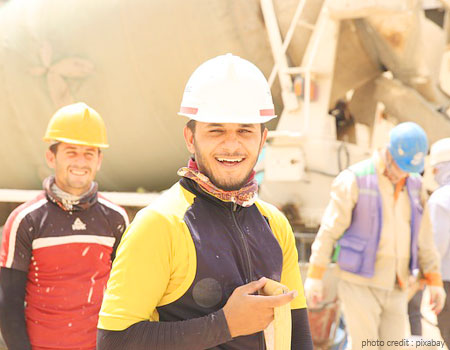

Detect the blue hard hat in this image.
[388,122,428,173]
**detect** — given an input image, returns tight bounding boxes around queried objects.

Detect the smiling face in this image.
[184,122,267,191]
[45,142,103,196]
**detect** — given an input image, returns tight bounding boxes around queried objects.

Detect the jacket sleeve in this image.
[257,200,307,310]
[98,208,175,331]
[0,267,31,350]
[0,208,34,271]
[308,169,358,279]
[291,308,313,350]
[274,212,307,310]
[97,310,231,350]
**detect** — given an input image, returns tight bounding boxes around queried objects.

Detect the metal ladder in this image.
[260,0,332,135]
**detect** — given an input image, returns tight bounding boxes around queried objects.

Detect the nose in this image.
[220,131,242,154]
[72,153,89,167]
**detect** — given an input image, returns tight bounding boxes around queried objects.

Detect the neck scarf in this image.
[177,158,258,207]
[43,176,98,211]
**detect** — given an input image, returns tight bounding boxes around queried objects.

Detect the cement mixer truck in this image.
[0,0,449,231]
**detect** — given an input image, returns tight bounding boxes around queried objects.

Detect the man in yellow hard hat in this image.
[97,54,313,350]
[0,102,129,350]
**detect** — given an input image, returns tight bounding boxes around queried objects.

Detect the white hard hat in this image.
[178,53,276,124]
[430,137,450,166]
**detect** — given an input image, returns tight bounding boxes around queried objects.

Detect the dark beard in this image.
[195,158,254,191]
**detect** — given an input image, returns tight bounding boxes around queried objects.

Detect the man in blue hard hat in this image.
[304,122,446,349]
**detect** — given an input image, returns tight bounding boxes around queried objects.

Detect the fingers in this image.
[432,296,444,315]
[430,292,444,315]
[249,290,298,307]
[237,277,267,295]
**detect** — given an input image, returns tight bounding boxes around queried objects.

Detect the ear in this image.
[183,125,196,154]
[96,150,104,171]
[45,149,56,169]
[259,127,268,152]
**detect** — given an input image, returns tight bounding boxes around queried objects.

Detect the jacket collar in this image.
[43,176,98,211]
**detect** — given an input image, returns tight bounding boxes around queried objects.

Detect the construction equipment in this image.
[0,0,449,210]
[258,0,450,228]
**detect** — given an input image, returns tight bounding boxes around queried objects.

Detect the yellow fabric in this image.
[309,150,441,290]
[98,182,306,331]
[255,201,307,310]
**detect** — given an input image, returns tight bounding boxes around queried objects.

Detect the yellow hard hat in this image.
[43,102,109,148]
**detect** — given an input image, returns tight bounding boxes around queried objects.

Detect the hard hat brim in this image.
[178,112,277,124]
[43,136,109,149]
[396,159,424,173]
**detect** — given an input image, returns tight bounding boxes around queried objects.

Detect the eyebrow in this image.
[63,146,96,152]
[239,124,256,128]
[206,123,225,127]
[205,123,256,128]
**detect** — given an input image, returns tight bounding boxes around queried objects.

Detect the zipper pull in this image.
[233,202,237,211]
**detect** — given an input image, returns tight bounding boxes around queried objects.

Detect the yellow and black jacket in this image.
[98,177,308,350]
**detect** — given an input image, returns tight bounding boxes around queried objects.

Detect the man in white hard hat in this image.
[304,122,446,350]
[97,54,313,350]
[0,103,129,350]
[428,137,450,347]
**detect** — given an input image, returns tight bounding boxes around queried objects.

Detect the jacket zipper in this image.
[231,202,253,283]
[232,202,265,350]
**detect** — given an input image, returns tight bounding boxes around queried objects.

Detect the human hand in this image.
[304,278,324,307]
[428,285,446,314]
[222,277,297,338]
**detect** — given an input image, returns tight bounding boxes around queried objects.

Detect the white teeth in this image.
[71,169,87,175]
[217,158,243,162]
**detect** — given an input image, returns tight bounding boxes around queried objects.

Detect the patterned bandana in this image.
[177,158,258,207]
[43,176,98,211]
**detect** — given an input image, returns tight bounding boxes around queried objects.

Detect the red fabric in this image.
[26,243,113,350]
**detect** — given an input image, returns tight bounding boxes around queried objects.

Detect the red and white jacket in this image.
[0,177,128,350]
